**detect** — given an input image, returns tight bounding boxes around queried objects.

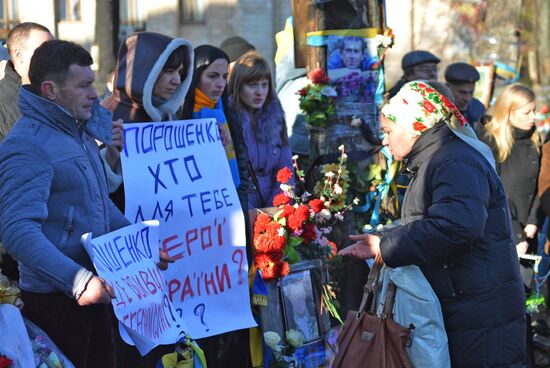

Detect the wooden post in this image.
[292,0,309,68]
[307,1,326,71]
[94,0,118,90]
[291,0,386,317]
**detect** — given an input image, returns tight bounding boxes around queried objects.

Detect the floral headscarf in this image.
[382,81,471,136]
[381,81,495,168]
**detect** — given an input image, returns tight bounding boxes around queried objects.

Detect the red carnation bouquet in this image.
[253,145,356,281]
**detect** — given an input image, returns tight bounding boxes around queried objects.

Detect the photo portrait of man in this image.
[328,35,377,103]
[281,271,320,342]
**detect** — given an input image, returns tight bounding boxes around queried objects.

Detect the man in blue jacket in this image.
[0,40,172,367]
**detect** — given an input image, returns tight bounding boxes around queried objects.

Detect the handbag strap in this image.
[365,262,382,314]
[333,262,383,368]
[365,262,382,293]
[382,282,397,318]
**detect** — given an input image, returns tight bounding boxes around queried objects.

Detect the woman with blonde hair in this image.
[227,51,293,209]
[480,83,541,257]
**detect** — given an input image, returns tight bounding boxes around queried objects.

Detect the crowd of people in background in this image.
[0,19,547,368]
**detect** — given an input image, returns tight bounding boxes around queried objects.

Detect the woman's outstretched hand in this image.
[339,233,383,264]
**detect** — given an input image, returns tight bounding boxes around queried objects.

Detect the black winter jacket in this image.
[380,124,526,367]
[480,126,541,243]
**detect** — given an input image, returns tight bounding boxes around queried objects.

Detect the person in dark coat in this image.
[478,84,541,255]
[478,84,540,367]
[340,81,526,367]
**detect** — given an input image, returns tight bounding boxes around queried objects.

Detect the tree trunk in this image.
[536,0,550,104]
[94,0,118,89]
[476,0,522,69]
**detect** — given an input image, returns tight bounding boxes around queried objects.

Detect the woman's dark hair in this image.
[164,45,190,80]
[181,45,230,119]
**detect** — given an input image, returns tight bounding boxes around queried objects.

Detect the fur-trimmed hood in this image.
[103,32,194,122]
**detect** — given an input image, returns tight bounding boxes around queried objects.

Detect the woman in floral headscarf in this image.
[340,81,526,367]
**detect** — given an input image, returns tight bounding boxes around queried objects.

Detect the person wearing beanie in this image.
[387,50,440,98]
[445,62,486,129]
[220,35,255,70]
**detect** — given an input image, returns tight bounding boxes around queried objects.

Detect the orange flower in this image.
[276,167,293,184]
[255,253,289,280]
[288,205,310,231]
[253,213,271,235]
[273,193,291,207]
[328,241,338,258]
[254,222,286,253]
[281,204,295,218]
[279,261,290,277]
[255,253,278,280]
[308,198,324,213]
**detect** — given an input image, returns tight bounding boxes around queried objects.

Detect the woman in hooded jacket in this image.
[101,31,194,212]
[100,31,193,367]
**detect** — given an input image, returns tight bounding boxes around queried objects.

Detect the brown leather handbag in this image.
[332,263,413,368]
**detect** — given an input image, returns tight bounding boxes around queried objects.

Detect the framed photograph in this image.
[327,35,378,104]
[280,269,321,342]
[474,62,495,108]
[326,34,380,131]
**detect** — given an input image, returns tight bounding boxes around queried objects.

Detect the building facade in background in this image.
[4,0,291,72]
[0,0,522,91]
